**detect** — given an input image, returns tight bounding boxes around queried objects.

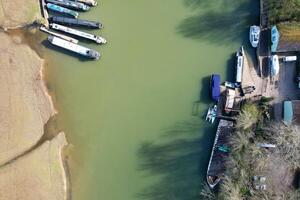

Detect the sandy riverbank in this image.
[0,0,44,29]
[0,1,69,199]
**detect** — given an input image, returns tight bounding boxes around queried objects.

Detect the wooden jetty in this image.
[206,119,234,189]
[40,0,49,27]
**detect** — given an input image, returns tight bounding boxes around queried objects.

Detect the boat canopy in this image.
[271,26,280,52]
[211,74,221,102]
[283,101,293,125]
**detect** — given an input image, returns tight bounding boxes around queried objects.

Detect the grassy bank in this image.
[201,100,300,200]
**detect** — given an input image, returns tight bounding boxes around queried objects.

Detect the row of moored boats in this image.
[41,0,105,60]
[205,25,262,189]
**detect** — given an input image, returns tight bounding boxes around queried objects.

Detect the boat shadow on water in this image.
[41,40,96,62]
[136,119,217,200]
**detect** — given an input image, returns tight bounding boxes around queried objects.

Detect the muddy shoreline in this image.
[0,0,70,199]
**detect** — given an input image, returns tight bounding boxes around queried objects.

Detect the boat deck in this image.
[207,120,234,179]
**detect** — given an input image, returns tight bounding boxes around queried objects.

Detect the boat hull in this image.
[50,23,107,44]
[47,3,79,18]
[46,0,90,11]
[48,36,100,59]
[49,16,103,29]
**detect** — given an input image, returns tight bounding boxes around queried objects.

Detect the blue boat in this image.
[47,3,79,18]
[46,0,90,11]
[283,101,293,125]
[271,26,280,52]
[210,74,221,102]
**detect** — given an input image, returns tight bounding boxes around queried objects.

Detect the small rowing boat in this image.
[249,25,260,48]
[205,105,217,124]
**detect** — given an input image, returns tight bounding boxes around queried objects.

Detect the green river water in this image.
[43,0,259,199]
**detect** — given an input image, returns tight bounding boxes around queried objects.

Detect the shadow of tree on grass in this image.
[137,119,216,200]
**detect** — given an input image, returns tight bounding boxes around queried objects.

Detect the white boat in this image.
[75,0,97,6]
[249,25,260,48]
[205,105,217,124]
[48,36,100,59]
[40,26,79,44]
[235,46,244,86]
[270,55,279,76]
[50,23,107,44]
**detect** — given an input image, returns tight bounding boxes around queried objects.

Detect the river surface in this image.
[43,0,259,199]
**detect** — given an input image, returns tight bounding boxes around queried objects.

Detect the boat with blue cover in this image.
[49,16,103,29]
[249,25,260,48]
[47,3,79,18]
[271,26,280,52]
[46,0,90,11]
[210,74,221,102]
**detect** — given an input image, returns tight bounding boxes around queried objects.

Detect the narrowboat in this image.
[49,23,107,44]
[46,0,90,11]
[48,36,100,59]
[210,74,221,102]
[235,46,244,86]
[49,16,103,29]
[47,3,79,18]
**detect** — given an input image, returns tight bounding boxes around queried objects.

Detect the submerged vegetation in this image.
[201,100,300,200]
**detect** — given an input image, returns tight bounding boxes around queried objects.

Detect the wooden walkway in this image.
[206,120,234,183]
[40,0,49,27]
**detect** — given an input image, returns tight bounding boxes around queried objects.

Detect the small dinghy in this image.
[205,105,217,124]
[249,25,260,48]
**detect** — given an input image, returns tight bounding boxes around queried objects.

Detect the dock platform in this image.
[206,120,234,188]
[40,0,49,27]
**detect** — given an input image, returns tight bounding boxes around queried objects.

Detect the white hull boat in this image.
[249,25,260,48]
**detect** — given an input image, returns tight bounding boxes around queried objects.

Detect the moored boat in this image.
[271,26,280,52]
[210,74,221,102]
[73,0,97,6]
[270,55,279,76]
[249,25,260,48]
[46,0,90,11]
[205,105,217,124]
[206,120,234,189]
[235,46,244,86]
[49,16,103,29]
[48,36,100,59]
[47,3,79,18]
[40,26,79,44]
[49,23,107,44]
